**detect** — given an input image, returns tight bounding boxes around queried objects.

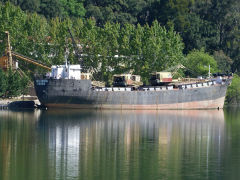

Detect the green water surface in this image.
[0,109,239,180]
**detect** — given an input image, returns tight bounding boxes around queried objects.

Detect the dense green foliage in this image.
[78,21,185,83]
[225,75,240,106]
[213,50,233,74]
[0,0,239,73]
[185,49,218,77]
[0,2,184,84]
[0,69,29,98]
[84,0,147,25]
[0,69,7,97]
[0,0,85,18]
[0,1,239,102]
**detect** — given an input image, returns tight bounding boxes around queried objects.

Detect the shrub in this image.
[225,74,240,106]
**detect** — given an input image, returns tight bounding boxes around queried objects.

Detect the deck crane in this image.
[11,52,51,71]
[68,28,84,68]
[0,31,51,71]
[149,64,186,86]
[163,64,185,77]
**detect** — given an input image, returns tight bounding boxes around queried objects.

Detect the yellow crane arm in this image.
[11,52,51,71]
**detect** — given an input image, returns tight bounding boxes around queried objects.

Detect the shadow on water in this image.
[0,109,240,180]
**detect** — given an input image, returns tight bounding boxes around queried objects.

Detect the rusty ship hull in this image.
[34,79,229,110]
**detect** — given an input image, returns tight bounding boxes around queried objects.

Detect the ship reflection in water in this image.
[1,109,240,180]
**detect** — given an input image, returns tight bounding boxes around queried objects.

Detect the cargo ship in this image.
[34,63,230,110]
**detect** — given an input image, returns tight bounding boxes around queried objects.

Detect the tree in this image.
[225,74,240,106]
[60,0,86,18]
[19,74,29,95]
[185,49,218,77]
[180,13,219,54]
[84,0,148,25]
[0,0,40,12]
[0,68,29,98]
[20,0,40,12]
[0,69,7,97]
[213,50,233,73]
[40,0,62,18]
[6,69,22,97]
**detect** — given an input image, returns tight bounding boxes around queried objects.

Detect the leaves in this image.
[225,74,240,106]
[0,69,7,97]
[0,69,29,98]
[185,49,218,77]
[213,50,233,73]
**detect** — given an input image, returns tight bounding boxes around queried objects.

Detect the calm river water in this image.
[0,109,240,180]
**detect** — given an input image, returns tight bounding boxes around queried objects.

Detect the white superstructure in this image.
[50,62,82,80]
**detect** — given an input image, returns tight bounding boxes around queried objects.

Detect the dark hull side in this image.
[34,79,229,110]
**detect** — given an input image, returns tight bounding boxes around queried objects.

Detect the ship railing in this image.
[93,80,218,92]
[95,87,132,91]
[94,86,174,91]
[179,80,217,89]
[142,86,174,91]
